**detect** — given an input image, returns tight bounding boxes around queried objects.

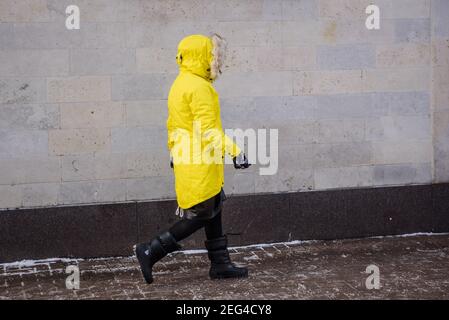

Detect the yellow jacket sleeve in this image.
[167,121,174,152]
[190,85,241,159]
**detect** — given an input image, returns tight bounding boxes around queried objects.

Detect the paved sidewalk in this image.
[1,234,449,300]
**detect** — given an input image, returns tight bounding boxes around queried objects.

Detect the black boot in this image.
[135,231,181,284]
[205,236,248,279]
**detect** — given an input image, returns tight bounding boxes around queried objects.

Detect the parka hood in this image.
[176,34,226,82]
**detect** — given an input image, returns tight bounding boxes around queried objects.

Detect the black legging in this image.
[169,211,223,242]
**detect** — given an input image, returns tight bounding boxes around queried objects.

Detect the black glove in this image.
[170,156,173,169]
[233,152,251,169]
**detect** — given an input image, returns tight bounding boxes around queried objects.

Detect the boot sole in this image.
[135,244,154,284]
[210,271,249,280]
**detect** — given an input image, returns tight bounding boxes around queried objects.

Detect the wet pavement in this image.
[1,234,449,300]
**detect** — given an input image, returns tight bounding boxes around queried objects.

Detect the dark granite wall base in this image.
[1,183,448,263]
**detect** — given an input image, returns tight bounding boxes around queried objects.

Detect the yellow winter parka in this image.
[167,34,241,209]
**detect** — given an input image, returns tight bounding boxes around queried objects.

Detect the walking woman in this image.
[135,34,250,284]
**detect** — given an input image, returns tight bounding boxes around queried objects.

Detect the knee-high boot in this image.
[135,231,181,284]
[204,235,248,279]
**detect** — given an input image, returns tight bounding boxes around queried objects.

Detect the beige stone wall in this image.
[0,0,447,209]
[431,0,449,182]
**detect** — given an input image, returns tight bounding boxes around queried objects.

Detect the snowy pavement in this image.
[1,234,449,300]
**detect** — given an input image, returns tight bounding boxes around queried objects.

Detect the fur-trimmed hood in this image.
[175,34,227,82]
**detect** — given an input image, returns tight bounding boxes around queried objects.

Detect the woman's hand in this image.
[233,152,250,169]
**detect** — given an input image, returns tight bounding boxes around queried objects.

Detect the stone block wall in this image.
[0,0,447,209]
